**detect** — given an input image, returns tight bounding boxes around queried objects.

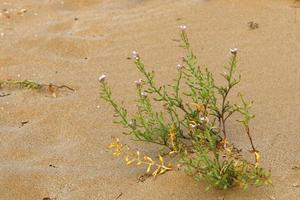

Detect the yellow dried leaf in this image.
[168,151,177,155]
[146,164,152,173]
[125,155,129,162]
[254,151,260,163]
[137,160,142,166]
[126,159,135,165]
[190,102,205,113]
[144,156,153,163]
[113,151,121,156]
[165,165,172,170]
[159,155,164,163]
[108,137,122,149]
[152,168,159,177]
[158,168,167,175]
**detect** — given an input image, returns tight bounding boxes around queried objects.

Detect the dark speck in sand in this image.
[0,92,11,97]
[20,121,29,127]
[49,164,58,168]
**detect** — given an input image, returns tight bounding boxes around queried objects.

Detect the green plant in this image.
[0,79,74,97]
[0,79,43,90]
[99,25,271,190]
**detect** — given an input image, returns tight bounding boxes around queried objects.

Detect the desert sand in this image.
[0,0,299,199]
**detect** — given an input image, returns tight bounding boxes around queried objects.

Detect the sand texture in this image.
[0,0,300,199]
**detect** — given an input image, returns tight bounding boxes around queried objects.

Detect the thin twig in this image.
[115,192,123,200]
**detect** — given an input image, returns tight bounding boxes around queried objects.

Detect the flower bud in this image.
[141,92,148,97]
[98,74,106,82]
[190,124,197,129]
[176,63,183,70]
[230,48,238,55]
[132,50,139,60]
[134,79,143,87]
[200,116,209,123]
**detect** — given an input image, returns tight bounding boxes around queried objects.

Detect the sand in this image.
[0,0,299,199]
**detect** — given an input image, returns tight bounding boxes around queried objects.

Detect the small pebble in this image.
[292,165,300,170]
[292,183,300,187]
[248,21,259,29]
[17,8,27,15]
[267,195,276,200]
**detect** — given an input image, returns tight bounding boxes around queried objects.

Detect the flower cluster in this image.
[179,25,187,31]
[132,50,139,60]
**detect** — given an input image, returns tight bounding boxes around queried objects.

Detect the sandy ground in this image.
[0,0,299,199]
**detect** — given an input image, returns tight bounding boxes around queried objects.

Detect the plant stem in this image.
[245,126,256,152]
[135,60,189,115]
[100,83,129,126]
[220,91,229,139]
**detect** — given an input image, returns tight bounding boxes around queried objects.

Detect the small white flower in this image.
[132,50,139,60]
[141,92,148,97]
[190,124,197,129]
[134,79,143,86]
[179,25,187,31]
[98,74,106,82]
[230,48,238,55]
[200,116,209,123]
[176,63,183,70]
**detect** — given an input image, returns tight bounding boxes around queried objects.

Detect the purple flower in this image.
[134,79,143,86]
